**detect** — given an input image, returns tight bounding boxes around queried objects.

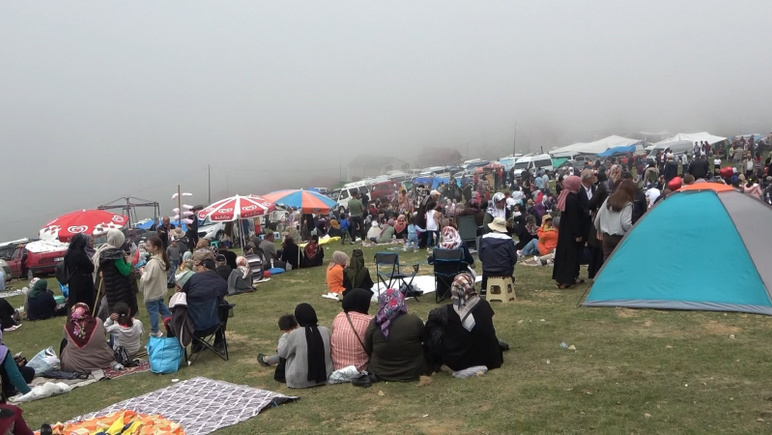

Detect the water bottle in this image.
[560,342,568,349]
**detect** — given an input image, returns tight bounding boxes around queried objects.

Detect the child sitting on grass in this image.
[257,314,298,366]
[104,302,144,357]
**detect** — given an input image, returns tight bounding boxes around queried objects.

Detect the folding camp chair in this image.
[189,301,235,363]
[456,215,481,252]
[374,252,420,300]
[431,248,467,303]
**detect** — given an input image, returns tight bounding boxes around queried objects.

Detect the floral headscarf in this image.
[65,302,98,349]
[375,288,407,340]
[440,226,462,249]
[451,273,479,332]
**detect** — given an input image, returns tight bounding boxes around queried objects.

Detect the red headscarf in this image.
[65,302,98,349]
[557,175,581,212]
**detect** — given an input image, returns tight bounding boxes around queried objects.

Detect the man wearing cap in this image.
[478,217,517,293]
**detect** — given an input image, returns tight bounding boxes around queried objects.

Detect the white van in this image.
[513,154,554,179]
[335,181,371,210]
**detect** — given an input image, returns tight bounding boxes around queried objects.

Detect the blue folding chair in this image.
[430,248,468,303]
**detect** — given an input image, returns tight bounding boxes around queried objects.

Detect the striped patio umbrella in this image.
[197,194,275,222]
[262,189,337,214]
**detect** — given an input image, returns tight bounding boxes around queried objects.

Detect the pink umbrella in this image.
[197,195,275,222]
[40,209,129,242]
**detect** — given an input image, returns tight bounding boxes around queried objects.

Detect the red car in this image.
[2,241,68,281]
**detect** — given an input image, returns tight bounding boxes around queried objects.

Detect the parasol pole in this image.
[177,185,182,229]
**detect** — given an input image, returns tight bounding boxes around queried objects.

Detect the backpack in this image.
[55,261,72,285]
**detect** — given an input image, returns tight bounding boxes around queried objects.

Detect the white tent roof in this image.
[550,135,642,156]
[655,132,726,145]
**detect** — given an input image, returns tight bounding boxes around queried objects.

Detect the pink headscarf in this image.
[557,175,581,212]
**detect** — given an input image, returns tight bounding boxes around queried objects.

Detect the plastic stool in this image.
[486,276,515,303]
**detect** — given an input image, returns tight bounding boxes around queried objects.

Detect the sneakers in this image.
[150,331,164,338]
[3,324,21,332]
[322,292,340,301]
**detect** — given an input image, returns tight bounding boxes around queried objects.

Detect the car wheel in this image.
[26,268,34,281]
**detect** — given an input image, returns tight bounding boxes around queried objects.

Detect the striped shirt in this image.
[331,311,372,371]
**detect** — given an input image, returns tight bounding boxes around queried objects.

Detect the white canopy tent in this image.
[550,135,643,157]
[654,132,726,146]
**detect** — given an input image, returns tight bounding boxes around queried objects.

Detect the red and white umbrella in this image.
[39,209,129,242]
[197,194,275,222]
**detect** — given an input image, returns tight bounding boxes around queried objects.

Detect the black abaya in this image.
[552,193,584,285]
[64,249,96,312]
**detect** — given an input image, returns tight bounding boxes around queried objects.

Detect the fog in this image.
[1,1,771,240]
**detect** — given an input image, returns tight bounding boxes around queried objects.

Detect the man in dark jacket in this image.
[687,155,711,180]
[157,216,175,249]
[478,217,517,292]
[182,258,227,333]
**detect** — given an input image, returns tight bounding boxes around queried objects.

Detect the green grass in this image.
[6,245,772,434]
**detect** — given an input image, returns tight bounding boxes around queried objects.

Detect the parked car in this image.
[198,218,228,242]
[0,259,10,281]
[4,240,69,281]
[513,154,554,179]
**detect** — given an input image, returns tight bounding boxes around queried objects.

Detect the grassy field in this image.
[5,243,772,434]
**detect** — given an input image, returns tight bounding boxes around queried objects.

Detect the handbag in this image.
[345,313,367,352]
[147,336,184,374]
[114,345,139,368]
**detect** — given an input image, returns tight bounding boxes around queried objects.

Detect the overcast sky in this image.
[2,1,771,240]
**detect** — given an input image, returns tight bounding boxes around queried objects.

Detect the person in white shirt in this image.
[104,302,144,357]
[645,184,661,209]
[713,156,722,176]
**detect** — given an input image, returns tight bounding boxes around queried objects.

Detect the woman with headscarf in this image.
[324,251,349,300]
[343,249,374,293]
[482,192,512,235]
[364,289,427,381]
[227,255,255,295]
[25,279,59,321]
[427,226,475,267]
[64,233,96,312]
[93,229,138,318]
[60,303,119,372]
[280,235,300,270]
[552,175,585,289]
[393,214,408,239]
[301,235,324,268]
[376,219,395,243]
[278,303,332,388]
[331,288,373,371]
[428,273,503,372]
[0,330,33,399]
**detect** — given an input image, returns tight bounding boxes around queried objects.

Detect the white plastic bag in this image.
[328,365,360,384]
[26,346,60,375]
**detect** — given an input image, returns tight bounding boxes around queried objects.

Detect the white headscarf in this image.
[92,229,126,281]
[486,192,507,219]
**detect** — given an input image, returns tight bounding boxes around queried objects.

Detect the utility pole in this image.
[513,121,517,156]
[207,164,211,204]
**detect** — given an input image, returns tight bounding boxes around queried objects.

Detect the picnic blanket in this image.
[9,370,105,403]
[0,289,25,299]
[103,361,151,380]
[49,409,183,434]
[73,377,298,435]
[371,274,483,301]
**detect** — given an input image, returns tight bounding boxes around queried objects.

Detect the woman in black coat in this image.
[64,233,96,312]
[552,176,585,288]
[93,229,138,318]
[425,273,502,372]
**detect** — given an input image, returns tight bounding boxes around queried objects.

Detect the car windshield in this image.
[514,161,530,169]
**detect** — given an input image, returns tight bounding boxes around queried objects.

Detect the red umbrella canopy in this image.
[39,209,128,241]
[261,189,338,214]
[197,194,275,222]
